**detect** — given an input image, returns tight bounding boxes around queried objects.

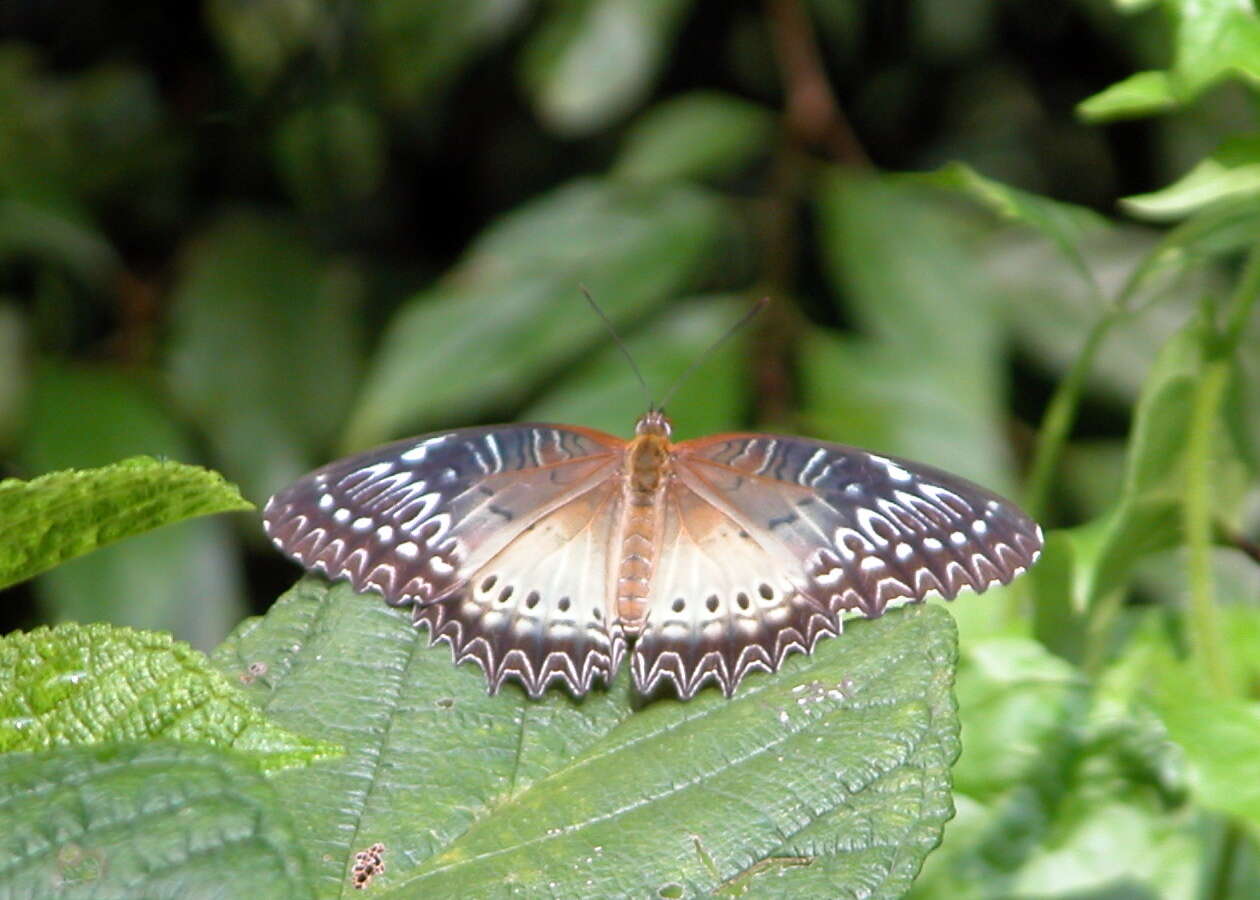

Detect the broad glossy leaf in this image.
[212,578,960,898]
[1123,135,1260,221]
[345,178,728,449]
[168,214,363,501]
[0,622,337,772]
[523,294,747,439]
[906,162,1110,290]
[0,455,250,591]
[0,742,316,898]
[811,174,1013,494]
[614,91,775,184]
[521,0,695,136]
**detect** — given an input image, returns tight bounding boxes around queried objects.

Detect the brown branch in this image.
[765,0,869,167]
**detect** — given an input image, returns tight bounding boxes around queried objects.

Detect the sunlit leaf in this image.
[0,622,337,772]
[0,742,316,897]
[1078,1,1260,123]
[213,578,960,898]
[522,0,695,136]
[614,91,775,184]
[345,178,729,449]
[1077,70,1178,122]
[1123,135,1260,221]
[0,455,250,592]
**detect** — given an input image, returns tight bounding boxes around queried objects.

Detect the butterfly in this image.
[263,408,1043,700]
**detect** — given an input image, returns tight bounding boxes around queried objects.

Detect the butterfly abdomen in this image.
[614,433,672,634]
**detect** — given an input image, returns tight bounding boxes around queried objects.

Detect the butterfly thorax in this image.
[615,412,674,634]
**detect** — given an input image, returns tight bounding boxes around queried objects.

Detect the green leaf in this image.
[1078,1,1260,123]
[168,214,363,501]
[1123,135,1260,221]
[522,294,749,439]
[810,173,1014,493]
[1028,311,1252,657]
[522,0,695,136]
[614,91,775,184]
[0,622,338,773]
[905,162,1110,292]
[0,456,251,592]
[1077,70,1178,122]
[366,0,528,110]
[204,0,334,91]
[345,178,729,449]
[212,578,960,897]
[0,742,316,898]
[18,365,248,648]
[272,100,387,210]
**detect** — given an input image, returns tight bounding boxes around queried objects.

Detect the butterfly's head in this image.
[635,408,673,439]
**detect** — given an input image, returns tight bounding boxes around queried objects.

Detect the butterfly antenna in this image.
[657,296,770,410]
[579,284,652,408]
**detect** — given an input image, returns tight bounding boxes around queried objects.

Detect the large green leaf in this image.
[345,178,729,449]
[18,365,249,648]
[168,214,363,502]
[0,622,337,772]
[0,742,316,898]
[905,162,1110,293]
[213,578,960,898]
[614,91,775,184]
[521,0,695,136]
[0,456,250,591]
[809,174,1013,494]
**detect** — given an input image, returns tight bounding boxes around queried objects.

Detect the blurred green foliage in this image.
[2,0,1260,896]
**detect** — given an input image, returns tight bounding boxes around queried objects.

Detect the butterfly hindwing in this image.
[415,478,626,698]
[673,434,1043,621]
[631,480,838,699]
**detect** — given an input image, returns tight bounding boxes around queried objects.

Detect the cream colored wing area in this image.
[414,478,626,698]
[630,481,839,699]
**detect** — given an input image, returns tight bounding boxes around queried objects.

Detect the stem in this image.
[1023,306,1124,521]
[1183,356,1233,695]
[1181,241,1260,696]
[764,0,869,167]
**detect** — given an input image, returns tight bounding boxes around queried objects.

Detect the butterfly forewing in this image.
[263,425,624,663]
[673,434,1043,622]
